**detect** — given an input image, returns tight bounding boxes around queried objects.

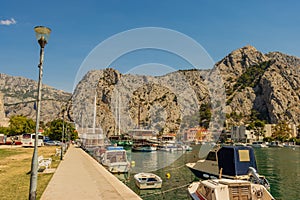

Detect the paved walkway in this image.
[41,145,142,200]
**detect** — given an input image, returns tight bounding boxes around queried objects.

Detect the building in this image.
[231,126,247,142]
[183,127,208,142]
[0,92,9,127]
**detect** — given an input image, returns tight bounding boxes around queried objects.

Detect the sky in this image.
[1,0,300,92]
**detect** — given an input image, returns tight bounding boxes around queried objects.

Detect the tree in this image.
[9,115,35,136]
[247,119,265,141]
[199,103,212,129]
[272,121,291,141]
[0,127,10,135]
[46,119,77,141]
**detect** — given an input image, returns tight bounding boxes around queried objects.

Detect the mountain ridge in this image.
[1,45,300,135]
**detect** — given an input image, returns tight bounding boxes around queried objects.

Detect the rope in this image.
[140,183,190,198]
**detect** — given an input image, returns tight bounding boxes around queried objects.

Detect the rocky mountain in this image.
[0,73,72,124]
[1,45,300,136]
[217,46,300,126]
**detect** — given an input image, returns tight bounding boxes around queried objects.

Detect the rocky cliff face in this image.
[71,68,202,136]
[2,45,300,134]
[217,46,300,126]
[0,73,72,124]
[72,46,300,136]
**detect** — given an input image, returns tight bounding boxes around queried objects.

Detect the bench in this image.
[38,155,52,170]
[55,148,61,156]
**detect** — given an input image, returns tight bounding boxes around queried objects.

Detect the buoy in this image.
[166,173,171,179]
[131,160,135,167]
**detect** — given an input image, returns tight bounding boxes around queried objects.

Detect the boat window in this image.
[148,178,157,182]
[238,150,250,162]
[206,151,217,161]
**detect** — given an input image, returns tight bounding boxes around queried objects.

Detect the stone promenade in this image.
[41,145,141,200]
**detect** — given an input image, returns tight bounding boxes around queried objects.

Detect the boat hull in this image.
[134,173,162,189]
[132,145,157,152]
[102,162,130,173]
[186,165,219,180]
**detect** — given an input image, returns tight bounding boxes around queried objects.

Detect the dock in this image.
[41,145,142,200]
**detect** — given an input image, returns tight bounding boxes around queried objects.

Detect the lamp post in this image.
[61,108,65,160]
[29,26,51,200]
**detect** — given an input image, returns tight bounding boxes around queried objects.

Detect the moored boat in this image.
[99,146,130,173]
[134,172,162,189]
[186,145,270,189]
[252,141,268,148]
[268,141,283,147]
[188,178,275,200]
[132,143,157,152]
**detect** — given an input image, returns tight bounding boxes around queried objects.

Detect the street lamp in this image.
[29,26,51,200]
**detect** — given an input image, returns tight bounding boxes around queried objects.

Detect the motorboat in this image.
[188,178,275,200]
[268,141,283,148]
[132,143,157,152]
[99,146,130,173]
[186,145,270,189]
[252,141,268,148]
[283,142,296,148]
[134,172,162,189]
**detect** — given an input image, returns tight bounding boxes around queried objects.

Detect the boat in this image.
[268,141,283,147]
[109,135,133,150]
[283,141,296,148]
[186,145,270,189]
[132,143,157,152]
[188,178,275,200]
[181,144,193,151]
[99,146,130,173]
[157,134,182,151]
[134,172,162,189]
[252,141,268,148]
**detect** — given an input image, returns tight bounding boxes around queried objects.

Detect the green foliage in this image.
[181,103,212,129]
[8,115,35,135]
[272,121,291,141]
[199,103,211,129]
[46,119,77,141]
[229,112,243,123]
[247,119,265,140]
[233,61,271,91]
[0,127,10,135]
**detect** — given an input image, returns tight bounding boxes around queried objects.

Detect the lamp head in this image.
[34,26,51,48]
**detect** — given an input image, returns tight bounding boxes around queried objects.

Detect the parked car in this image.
[44,140,59,146]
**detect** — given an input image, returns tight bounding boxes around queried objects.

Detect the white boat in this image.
[180,144,193,151]
[188,178,275,200]
[100,146,130,173]
[132,143,157,152]
[268,141,283,148]
[252,141,268,148]
[134,172,162,189]
[283,142,296,148]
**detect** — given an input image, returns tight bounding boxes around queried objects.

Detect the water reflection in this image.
[254,147,300,200]
[127,150,185,173]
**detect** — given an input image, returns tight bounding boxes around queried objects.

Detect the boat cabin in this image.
[217,146,257,177]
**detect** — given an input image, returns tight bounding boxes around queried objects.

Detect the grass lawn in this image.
[0,146,61,200]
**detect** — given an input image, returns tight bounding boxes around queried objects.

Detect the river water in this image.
[113,145,300,200]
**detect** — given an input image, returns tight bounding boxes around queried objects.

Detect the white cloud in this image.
[0,18,17,26]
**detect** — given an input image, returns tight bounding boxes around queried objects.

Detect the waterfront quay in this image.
[41,145,141,200]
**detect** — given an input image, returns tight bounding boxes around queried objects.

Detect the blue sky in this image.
[1,0,300,92]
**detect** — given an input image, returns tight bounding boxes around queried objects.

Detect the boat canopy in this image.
[107,146,124,150]
[217,146,257,176]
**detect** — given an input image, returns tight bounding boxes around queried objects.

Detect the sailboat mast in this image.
[93,91,96,134]
[118,94,121,135]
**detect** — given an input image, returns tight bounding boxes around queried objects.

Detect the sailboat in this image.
[80,91,109,152]
[109,91,133,149]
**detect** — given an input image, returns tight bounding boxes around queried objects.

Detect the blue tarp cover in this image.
[217,146,257,176]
